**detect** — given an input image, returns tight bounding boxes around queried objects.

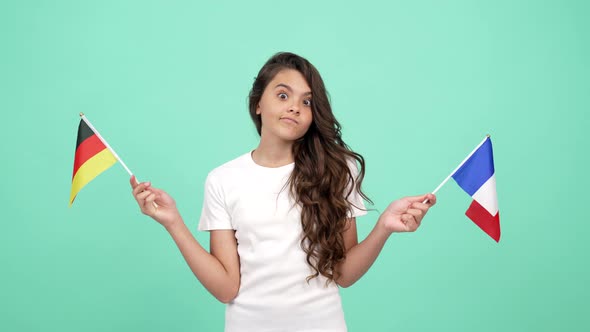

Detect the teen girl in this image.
[130,52,436,331]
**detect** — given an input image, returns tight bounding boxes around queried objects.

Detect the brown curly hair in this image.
[248,52,371,283]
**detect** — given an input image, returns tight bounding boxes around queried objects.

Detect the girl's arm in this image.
[131,177,240,303]
[334,193,436,288]
[165,223,240,303]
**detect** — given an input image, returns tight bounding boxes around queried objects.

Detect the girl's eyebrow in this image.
[275,83,312,96]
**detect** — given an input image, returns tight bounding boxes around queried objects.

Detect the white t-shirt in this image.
[198,152,367,332]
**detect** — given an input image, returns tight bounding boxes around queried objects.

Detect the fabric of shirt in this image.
[198,152,367,332]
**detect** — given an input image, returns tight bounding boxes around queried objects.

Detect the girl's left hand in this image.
[379,193,436,234]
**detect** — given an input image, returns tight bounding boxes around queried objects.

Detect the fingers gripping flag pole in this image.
[426,135,501,242]
[69,113,134,206]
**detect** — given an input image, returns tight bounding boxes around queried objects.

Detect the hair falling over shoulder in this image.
[249,52,372,283]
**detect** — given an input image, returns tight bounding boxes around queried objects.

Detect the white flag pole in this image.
[80,112,158,209]
[80,112,134,177]
[423,134,490,203]
[79,113,157,209]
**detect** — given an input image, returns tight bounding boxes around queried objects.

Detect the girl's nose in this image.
[288,104,300,114]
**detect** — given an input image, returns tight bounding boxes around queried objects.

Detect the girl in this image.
[131,52,436,332]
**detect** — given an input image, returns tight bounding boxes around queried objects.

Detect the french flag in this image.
[451,137,500,242]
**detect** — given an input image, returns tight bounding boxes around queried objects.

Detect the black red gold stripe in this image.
[69,120,116,206]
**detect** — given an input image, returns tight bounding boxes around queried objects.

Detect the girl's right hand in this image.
[130,175,182,229]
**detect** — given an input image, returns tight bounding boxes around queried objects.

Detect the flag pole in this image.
[79,113,157,209]
[79,112,134,177]
[423,135,490,203]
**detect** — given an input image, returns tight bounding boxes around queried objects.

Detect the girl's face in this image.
[256,69,313,144]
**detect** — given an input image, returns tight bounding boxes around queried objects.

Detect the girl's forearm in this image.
[335,220,392,288]
[165,218,239,303]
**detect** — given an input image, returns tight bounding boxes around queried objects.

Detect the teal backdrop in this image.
[1,1,588,331]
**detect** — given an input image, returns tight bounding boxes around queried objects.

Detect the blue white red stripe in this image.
[452,137,501,242]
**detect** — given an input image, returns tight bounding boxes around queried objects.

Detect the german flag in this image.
[69,119,117,206]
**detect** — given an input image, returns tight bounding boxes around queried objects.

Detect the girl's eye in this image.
[303,99,312,107]
[278,93,288,100]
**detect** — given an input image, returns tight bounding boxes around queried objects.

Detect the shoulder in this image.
[205,151,253,185]
[208,152,251,176]
[344,156,361,176]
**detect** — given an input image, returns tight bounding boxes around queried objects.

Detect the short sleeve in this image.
[347,160,368,218]
[198,172,233,231]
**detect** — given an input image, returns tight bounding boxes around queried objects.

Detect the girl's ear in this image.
[256,104,261,115]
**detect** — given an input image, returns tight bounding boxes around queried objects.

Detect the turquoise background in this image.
[1,0,588,331]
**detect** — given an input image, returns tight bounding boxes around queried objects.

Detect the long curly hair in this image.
[248,52,371,283]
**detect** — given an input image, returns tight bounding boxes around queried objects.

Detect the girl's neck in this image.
[252,138,294,168]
